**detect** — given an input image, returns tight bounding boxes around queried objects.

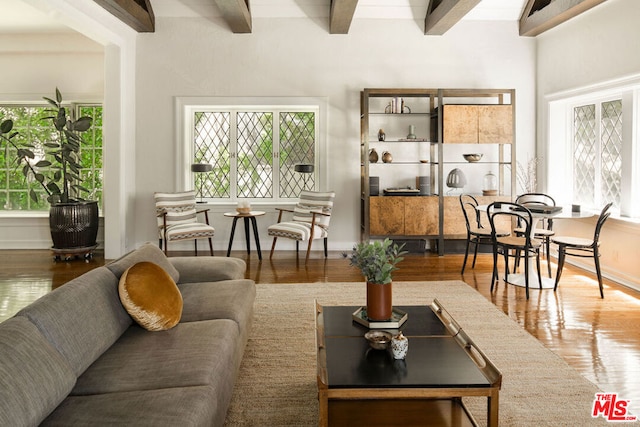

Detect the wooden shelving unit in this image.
[360,88,516,255]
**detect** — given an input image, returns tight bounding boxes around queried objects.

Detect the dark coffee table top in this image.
[320,305,496,390]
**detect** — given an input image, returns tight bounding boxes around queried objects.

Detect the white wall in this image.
[537,0,640,289]
[133,17,536,252]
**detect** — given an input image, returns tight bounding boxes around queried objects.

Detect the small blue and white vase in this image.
[391,331,408,360]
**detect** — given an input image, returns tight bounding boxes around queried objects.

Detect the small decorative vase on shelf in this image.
[378,129,385,141]
[366,281,392,321]
[382,151,393,163]
[369,148,379,163]
[391,331,408,360]
[407,125,416,140]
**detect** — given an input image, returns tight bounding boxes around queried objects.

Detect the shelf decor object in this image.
[352,307,408,329]
[407,125,417,139]
[463,153,483,162]
[483,171,498,196]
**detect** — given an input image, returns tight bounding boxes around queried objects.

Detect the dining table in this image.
[476,204,594,290]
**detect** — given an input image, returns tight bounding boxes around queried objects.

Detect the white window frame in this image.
[545,75,640,219]
[175,97,328,205]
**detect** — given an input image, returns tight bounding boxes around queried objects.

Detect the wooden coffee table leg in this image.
[317,389,329,427]
[488,389,499,427]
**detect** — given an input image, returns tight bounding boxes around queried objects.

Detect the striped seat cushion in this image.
[166,223,215,242]
[267,222,328,241]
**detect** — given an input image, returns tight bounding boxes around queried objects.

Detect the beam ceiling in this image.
[93,0,155,32]
[213,0,252,33]
[330,0,359,34]
[425,0,482,36]
[519,0,608,36]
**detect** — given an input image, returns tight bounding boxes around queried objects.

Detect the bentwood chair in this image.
[552,202,613,298]
[459,194,509,274]
[488,202,543,300]
[154,191,215,256]
[514,193,557,277]
[268,190,335,262]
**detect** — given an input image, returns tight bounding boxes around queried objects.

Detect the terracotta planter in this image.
[366,281,393,321]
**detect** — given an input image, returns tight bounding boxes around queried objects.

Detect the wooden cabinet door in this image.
[369,197,404,235]
[478,105,513,144]
[404,197,439,235]
[443,105,478,143]
[443,196,467,237]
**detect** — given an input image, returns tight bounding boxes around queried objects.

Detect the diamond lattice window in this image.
[237,112,273,198]
[573,105,596,206]
[194,112,231,198]
[190,107,317,202]
[573,99,622,209]
[279,112,316,198]
[600,100,622,207]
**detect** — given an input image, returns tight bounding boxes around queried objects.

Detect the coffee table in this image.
[315,300,502,427]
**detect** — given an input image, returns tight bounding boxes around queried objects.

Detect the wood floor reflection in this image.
[1,249,639,414]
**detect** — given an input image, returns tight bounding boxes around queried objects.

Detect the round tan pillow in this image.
[118,261,183,331]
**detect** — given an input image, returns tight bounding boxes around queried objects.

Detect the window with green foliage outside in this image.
[191,107,318,201]
[0,104,103,211]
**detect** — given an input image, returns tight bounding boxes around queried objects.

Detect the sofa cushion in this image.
[169,256,247,283]
[42,386,221,427]
[119,262,183,331]
[73,319,239,395]
[0,317,76,427]
[17,266,131,377]
[178,279,255,328]
[106,242,180,283]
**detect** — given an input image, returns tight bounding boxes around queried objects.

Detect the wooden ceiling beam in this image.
[425,0,481,36]
[93,0,155,32]
[519,0,608,37]
[330,0,359,34]
[213,0,252,33]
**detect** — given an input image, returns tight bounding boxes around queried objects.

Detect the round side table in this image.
[224,211,266,260]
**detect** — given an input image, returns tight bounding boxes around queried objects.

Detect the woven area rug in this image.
[224,281,608,426]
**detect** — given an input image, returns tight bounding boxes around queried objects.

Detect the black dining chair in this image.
[514,193,556,277]
[488,202,543,300]
[551,202,613,298]
[459,194,509,274]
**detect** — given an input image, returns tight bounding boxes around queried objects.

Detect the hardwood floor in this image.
[1,248,639,414]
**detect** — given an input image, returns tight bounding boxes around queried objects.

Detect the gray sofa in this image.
[0,243,256,426]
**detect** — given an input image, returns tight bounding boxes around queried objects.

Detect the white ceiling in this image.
[0,0,528,33]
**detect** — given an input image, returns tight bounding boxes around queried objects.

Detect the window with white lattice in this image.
[180,99,322,203]
[573,99,622,209]
[547,81,640,219]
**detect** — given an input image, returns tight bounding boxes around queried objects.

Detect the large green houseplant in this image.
[344,238,407,321]
[0,88,98,253]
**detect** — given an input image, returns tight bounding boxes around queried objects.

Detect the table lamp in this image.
[294,164,314,191]
[191,163,213,203]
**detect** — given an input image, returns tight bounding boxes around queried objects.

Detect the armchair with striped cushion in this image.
[154,191,215,256]
[268,191,335,262]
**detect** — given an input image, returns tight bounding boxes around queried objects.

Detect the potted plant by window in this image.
[0,88,98,256]
[344,238,407,321]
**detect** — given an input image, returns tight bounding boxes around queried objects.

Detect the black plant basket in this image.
[49,201,99,250]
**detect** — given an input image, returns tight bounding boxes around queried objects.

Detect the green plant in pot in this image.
[0,88,98,253]
[344,238,407,321]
